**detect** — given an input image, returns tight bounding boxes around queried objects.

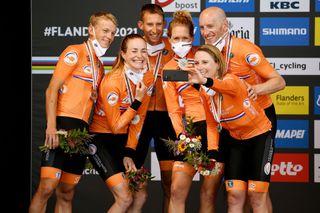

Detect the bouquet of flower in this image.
[126,167,155,192]
[39,128,94,155]
[194,151,222,176]
[163,116,221,176]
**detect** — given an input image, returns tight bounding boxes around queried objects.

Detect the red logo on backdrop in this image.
[271,153,309,182]
[155,0,175,7]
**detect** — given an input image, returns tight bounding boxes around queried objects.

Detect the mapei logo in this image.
[275,120,309,148]
[260,17,309,46]
[260,0,310,12]
[205,0,254,12]
[164,17,200,46]
[153,0,200,12]
[271,153,309,182]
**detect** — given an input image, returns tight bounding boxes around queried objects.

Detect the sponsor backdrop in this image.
[32,0,319,212]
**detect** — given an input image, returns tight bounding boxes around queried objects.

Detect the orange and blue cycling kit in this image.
[223,36,274,109]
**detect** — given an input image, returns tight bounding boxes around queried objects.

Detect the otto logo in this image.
[270,1,300,9]
[271,153,309,182]
[271,162,303,176]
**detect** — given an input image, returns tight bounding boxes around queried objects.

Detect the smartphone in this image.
[163,70,188,82]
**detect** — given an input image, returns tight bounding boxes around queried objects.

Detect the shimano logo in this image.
[276,130,305,139]
[262,28,307,35]
[270,1,300,9]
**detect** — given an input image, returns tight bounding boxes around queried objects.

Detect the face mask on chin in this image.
[211,31,229,51]
[171,41,192,58]
[91,27,108,57]
[125,65,147,85]
[147,42,165,56]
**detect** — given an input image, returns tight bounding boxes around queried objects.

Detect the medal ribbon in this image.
[224,33,232,71]
[124,72,135,105]
[209,93,222,129]
[85,41,98,103]
[147,50,162,89]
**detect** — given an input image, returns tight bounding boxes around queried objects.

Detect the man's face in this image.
[138,12,165,45]
[199,13,226,45]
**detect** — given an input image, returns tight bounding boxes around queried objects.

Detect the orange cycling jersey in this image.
[54,42,104,123]
[163,47,218,151]
[203,73,271,140]
[90,68,154,150]
[146,38,174,111]
[163,48,204,136]
[224,36,274,109]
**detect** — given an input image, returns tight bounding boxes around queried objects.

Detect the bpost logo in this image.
[275,120,309,149]
[314,120,320,149]
[271,153,309,182]
[315,18,320,46]
[260,0,310,12]
[151,152,200,181]
[260,17,309,46]
[164,17,200,46]
[315,154,320,183]
[205,0,254,12]
[228,17,255,43]
[153,0,200,12]
[314,87,320,115]
[271,86,309,115]
[267,58,320,75]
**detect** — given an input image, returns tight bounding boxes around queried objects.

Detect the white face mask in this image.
[147,42,165,56]
[91,28,108,57]
[211,31,229,51]
[171,41,192,58]
[125,66,147,85]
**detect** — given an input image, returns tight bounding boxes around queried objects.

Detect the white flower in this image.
[191,138,198,142]
[189,143,195,148]
[179,134,186,140]
[186,137,191,143]
[56,130,68,138]
[202,170,210,176]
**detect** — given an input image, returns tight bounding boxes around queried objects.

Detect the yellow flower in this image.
[178,142,187,152]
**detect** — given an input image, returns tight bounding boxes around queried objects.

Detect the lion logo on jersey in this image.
[245,53,260,66]
[107,92,119,106]
[64,51,78,66]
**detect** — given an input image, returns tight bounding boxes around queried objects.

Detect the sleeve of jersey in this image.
[163,82,184,137]
[245,46,275,79]
[125,74,153,150]
[53,45,81,82]
[201,91,219,151]
[102,80,138,133]
[211,76,239,96]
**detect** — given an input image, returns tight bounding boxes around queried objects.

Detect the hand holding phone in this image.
[163,70,188,82]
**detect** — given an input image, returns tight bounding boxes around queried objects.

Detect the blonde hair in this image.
[167,10,194,38]
[197,44,226,79]
[89,11,118,27]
